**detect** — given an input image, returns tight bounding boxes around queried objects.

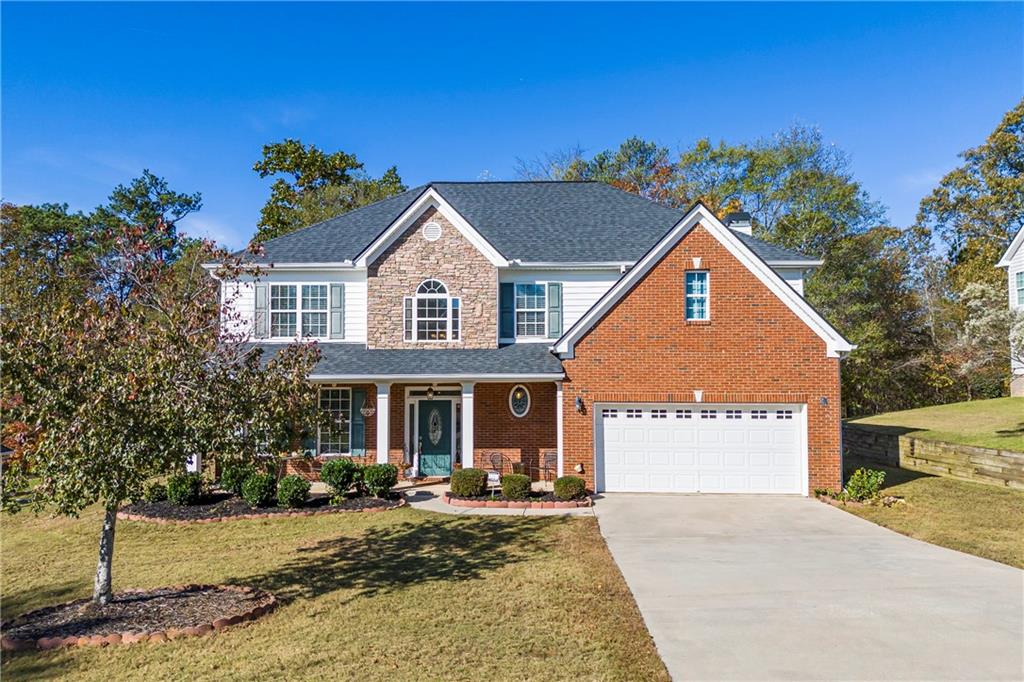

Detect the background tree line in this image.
[248,100,1023,416]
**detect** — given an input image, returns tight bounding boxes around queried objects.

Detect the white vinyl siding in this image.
[499,269,621,340]
[221,269,367,342]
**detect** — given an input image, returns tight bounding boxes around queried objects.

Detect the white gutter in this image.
[201,261,357,271]
[308,373,565,382]
[508,259,632,269]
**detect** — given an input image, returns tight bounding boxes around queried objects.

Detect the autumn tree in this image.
[914,98,1024,292]
[252,139,405,244]
[1,173,321,605]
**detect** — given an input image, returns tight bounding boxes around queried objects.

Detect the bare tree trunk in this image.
[92,504,117,605]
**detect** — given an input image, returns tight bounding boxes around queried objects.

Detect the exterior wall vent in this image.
[422,221,443,242]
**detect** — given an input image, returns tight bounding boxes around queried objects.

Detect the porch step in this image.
[396,476,449,490]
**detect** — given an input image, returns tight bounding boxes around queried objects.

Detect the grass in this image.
[1,506,668,681]
[847,397,1024,451]
[841,459,1024,569]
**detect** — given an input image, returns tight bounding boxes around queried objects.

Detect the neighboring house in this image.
[997,226,1024,397]
[209,182,853,494]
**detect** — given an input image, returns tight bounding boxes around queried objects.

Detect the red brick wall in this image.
[472,382,557,480]
[561,222,842,492]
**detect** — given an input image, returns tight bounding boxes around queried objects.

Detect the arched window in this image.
[404,279,460,342]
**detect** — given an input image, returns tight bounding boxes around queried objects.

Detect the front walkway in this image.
[403,485,594,517]
[595,494,1023,681]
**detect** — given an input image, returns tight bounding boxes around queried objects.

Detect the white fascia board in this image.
[309,372,564,382]
[767,259,824,268]
[508,260,631,270]
[201,261,356,271]
[997,226,1024,267]
[354,188,508,268]
[554,203,854,358]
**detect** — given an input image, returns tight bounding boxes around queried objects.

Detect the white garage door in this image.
[595,404,806,494]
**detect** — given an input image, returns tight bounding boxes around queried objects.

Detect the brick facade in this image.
[366,207,498,349]
[561,222,842,492]
[472,382,558,479]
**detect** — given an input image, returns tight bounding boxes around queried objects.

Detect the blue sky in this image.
[3,2,1022,250]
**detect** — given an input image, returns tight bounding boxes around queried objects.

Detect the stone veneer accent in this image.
[367,206,497,349]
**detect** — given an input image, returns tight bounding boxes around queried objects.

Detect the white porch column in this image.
[375,382,391,464]
[555,381,564,477]
[461,382,475,469]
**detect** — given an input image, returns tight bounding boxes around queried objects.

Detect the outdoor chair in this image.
[539,450,558,482]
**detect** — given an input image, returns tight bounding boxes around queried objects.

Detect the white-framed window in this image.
[404,279,461,342]
[318,387,351,455]
[652,409,667,419]
[626,408,642,419]
[776,409,793,420]
[726,409,742,419]
[685,271,709,321]
[751,410,768,420]
[676,409,692,419]
[700,409,717,419]
[515,283,547,337]
[509,384,531,418]
[270,284,330,339]
[602,408,618,419]
[1016,271,1024,305]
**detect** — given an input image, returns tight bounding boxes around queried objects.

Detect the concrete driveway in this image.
[595,495,1023,681]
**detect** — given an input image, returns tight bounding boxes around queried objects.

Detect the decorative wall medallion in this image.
[428,409,443,445]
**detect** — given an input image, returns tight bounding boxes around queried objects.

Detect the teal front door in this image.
[418,400,453,476]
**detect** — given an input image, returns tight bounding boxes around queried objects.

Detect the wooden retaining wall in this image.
[843,423,1024,490]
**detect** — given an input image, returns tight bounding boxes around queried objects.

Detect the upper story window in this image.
[515,283,547,337]
[404,279,460,342]
[1016,272,1024,305]
[270,284,329,339]
[685,271,709,321]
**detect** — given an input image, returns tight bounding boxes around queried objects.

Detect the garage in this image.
[594,404,806,494]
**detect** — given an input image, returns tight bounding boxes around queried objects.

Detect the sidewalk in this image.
[403,485,595,517]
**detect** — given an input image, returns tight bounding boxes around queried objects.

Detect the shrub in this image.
[166,472,204,506]
[451,468,487,497]
[220,462,256,496]
[362,463,398,498]
[320,458,362,499]
[554,475,587,500]
[845,467,885,501]
[277,474,311,508]
[501,473,531,500]
[242,473,277,508]
[142,481,167,504]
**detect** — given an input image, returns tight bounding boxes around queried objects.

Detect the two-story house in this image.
[213,181,853,494]
[998,226,1024,396]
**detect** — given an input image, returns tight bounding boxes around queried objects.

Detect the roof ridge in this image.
[430,180,596,185]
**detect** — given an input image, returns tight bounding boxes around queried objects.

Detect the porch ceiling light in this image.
[426,386,435,398]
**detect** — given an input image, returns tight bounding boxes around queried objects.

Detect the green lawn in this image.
[847,397,1024,451]
[1,507,668,681]
[841,459,1024,569]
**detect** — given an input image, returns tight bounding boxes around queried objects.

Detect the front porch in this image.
[285,380,563,483]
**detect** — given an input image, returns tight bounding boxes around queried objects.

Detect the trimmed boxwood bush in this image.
[166,472,204,506]
[241,473,277,508]
[451,468,487,497]
[142,481,167,503]
[320,458,362,499]
[554,475,587,500]
[220,462,256,496]
[277,474,311,508]
[501,473,531,500]
[362,463,398,498]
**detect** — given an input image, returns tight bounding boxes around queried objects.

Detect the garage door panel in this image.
[598,403,804,494]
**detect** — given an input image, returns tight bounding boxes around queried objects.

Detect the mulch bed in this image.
[120,492,404,524]
[443,491,592,509]
[0,584,276,651]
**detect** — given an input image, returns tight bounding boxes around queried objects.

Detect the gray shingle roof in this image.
[243,181,818,265]
[250,342,564,379]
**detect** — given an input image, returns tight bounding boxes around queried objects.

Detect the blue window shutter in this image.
[254,284,269,338]
[500,283,515,339]
[330,284,345,339]
[351,389,366,455]
[547,283,562,338]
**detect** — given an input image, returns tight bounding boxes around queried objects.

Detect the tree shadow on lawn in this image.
[2,579,85,620]
[995,421,1024,440]
[229,513,567,605]
[844,457,934,489]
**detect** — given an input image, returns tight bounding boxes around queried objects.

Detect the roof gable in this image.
[354,188,508,267]
[553,203,854,359]
[998,226,1024,267]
